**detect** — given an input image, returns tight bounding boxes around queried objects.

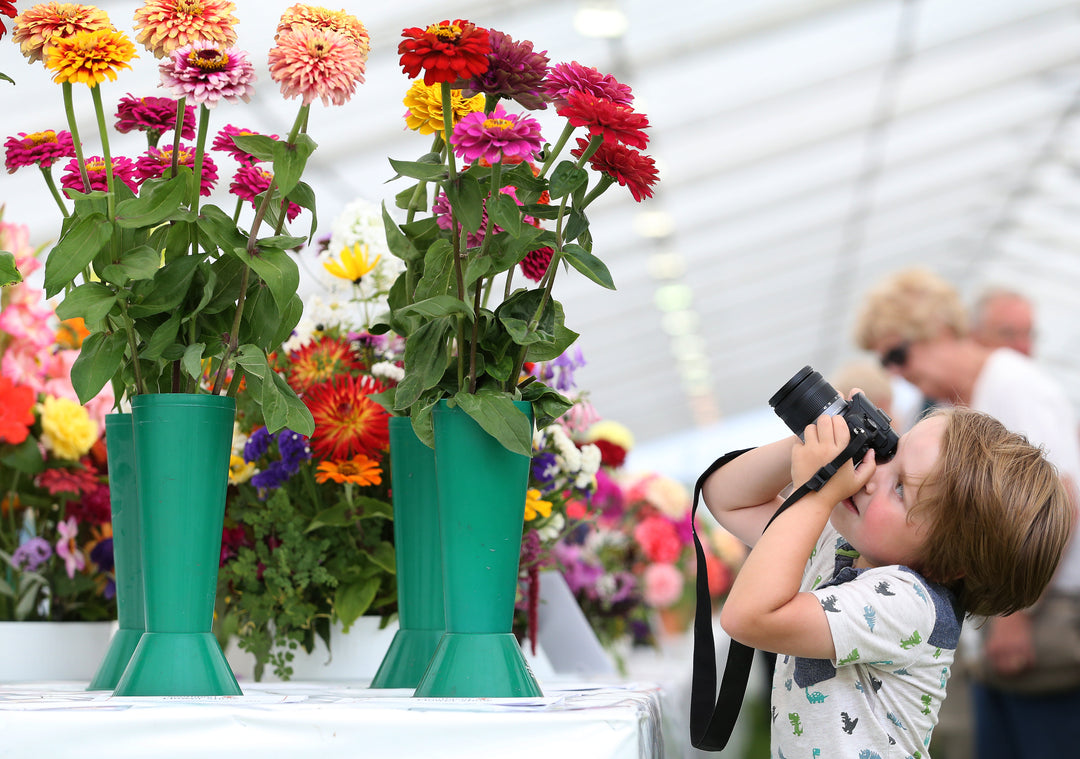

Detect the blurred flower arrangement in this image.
[0,213,117,621]
[378,19,660,456]
[3,0,376,436]
[214,199,403,682]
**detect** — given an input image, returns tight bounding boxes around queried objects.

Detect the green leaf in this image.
[306,503,352,532]
[561,243,616,290]
[70,330,128,403]
[445,173,484,233]
[394,317,453,411]
[497,288,554,346]
[230,133,278,162]
[488,191,523,236]
[127,254,202,317]
[285,181,318,242]
[354,497,393,521]
[54,282,116,324]
[43,212,112,298]
[236,245,299,312]
[549,161,588,199]
[142,311,182,361]
[0,252,22,287]
[451,388,533,456]
[0,436,46,475]
[382,203,422,265]
[368,541,395,574]
[336,577,379,629]
[235,345,314,436]
[198,204,249,253]
[258,234,307,250]
[271,134,317,197]
[182,343,206,382]
[100,245,161,286]
[394,294,473,322]
[563,208,589,244]
[520,382,573,430]
[115,175,190,229]
[388,156,448,182]
[413,238,455,301]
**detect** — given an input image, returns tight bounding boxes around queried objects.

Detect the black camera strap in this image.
[689,432,868,751]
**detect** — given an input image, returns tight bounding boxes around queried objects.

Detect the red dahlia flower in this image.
[398,19,491,86]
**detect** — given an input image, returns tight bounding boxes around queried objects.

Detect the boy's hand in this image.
[791,415,875,504]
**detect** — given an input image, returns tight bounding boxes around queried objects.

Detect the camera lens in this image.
[769,366,848,437]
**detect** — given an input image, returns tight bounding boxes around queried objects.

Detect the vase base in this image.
[87,627,143,691]
[370,627,444,689]
[113,632,242,696]
[413,633,543,698]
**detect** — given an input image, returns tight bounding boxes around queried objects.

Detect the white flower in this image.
[536,512,566,543]
[579,443,601,478]
[372,361,405,382]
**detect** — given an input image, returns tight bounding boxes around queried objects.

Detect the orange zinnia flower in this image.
[12,1,112,63]
[45,27,137,87]
[133,0,238,59]
[314,454,382,486]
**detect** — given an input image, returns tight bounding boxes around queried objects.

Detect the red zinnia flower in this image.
[398,19,491,86]
[572,136,658,202]
[519,246,552,282]
[60,155,139,193]
[134,144,218,196]
[0,375,35,445]
[303,373,390,461]
[287,335,364,393]
[115,94,196,144]
[1,1,16,41]
[4,129,76,173]
[37,462,99,496]
[557,91,650,150]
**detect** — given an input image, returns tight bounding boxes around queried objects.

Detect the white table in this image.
[0,681,664,759]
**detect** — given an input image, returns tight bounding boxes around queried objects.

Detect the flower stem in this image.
[540,121,575,179]
[89,86,116,223]
[190,104,211,255]
[61,83,92,193]
[40,167,68,217]
[441,82,467,391]
[170,97,186,177]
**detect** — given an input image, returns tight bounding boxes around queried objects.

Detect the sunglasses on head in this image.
[880,342,910,369]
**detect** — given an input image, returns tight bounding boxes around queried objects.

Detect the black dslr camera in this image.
[768,365,898,464]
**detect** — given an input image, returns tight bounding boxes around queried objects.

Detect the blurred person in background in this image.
[970,288,1034,357]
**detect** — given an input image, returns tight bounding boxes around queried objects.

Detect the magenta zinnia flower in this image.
[4,129,76,173]
[230,164,301,221]
[212,124,278,165]
[159,41,256,107]
[572,136,658,202]
[60,155,139,193]
[464,30,549,111]
[268,25,366,107]
[452,104,543,165]
[114,94,195,144]
[557,91,649,150]
[134,144,218,196]
[543,61,633,109]
[432,190,498,249]
[519,246,552,282]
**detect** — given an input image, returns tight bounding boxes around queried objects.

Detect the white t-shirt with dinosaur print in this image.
[770,524,963,759]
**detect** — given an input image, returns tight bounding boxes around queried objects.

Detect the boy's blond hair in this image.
[853,267,969,350]
[909,408,1073,617]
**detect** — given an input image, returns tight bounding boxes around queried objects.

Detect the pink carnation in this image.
[642,562,684,609]
[633,515,684,564]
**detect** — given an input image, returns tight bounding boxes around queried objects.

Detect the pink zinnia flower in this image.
[572,136,658,202]
[543,61,633,110]
[159,41,256,107]
[55,517,86,578]
[432,189,499,249]
[60,155,139,194]
[452,104,543,165]
[519,246,552,282]
[558,91,649,150]
[4,129,76,173]
[114,94,195,143]
[229,164,301,221]
[135,144,218,196]
[0,284,55,350]
[268,25,366,107]
[464,30,549,111]
[212,124,277,165]
[642,562,685,609]
[633,515,683,564]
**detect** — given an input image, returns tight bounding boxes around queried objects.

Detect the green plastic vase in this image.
[113,393,241,696]
[370,417,445,688]
[413,400,541,698]
[87,413,144,691]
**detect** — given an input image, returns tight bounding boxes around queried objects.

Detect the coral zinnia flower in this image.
[212,124,277,164]
[403,79,484,136]
[0,375,35,445]
[543,61,633,109]
[572,136,659,202]
[557,91,650,150]
[303,373,389,461]
[4,129,76,173]
[60,154,139,193]
[452,103,544,165]
[398,19,491,87]
[12,1,111,63]
[133,0,238,59]
[45,27,137,87]
[276,4,369,58]
[465,30,549,111]
[314,454,383,486]
[287,334,363,393]
[323,242,381,284]
[268,25,366,107]
[115,94,195,143]
[159,41,256,107]
[229,164,301,221]
[135,144,218,195]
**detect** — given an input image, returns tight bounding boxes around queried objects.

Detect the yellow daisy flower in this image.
[323,243,380,284]
[524,488,553,522]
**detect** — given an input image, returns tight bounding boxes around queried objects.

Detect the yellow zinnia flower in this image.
[39,395,98,460]
[403,80,484,135]
[524,488,553,522]
[45,27,137,87]
[228,454,256,485]
[323,243,380,284]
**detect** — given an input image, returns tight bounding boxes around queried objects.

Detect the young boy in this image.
[703,407,1072,759]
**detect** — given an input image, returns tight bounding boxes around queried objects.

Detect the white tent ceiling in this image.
[4,0,1080,450]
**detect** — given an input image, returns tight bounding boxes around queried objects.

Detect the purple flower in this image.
[531,452,559,484]
[244,427,272,463]
[464,30,550,111]
[250,459,291,492]
[12,536,52,571]
[549,347,586,391]
[277,429,312,474]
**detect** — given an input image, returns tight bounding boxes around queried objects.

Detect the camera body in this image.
[769,365,898,463]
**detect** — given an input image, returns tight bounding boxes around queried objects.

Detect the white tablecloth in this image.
[0,681,664,759]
